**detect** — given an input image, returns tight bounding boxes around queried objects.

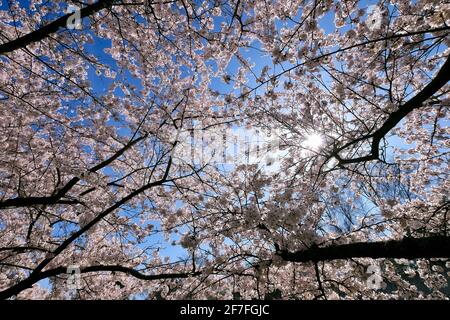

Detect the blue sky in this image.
[2,0,447,296]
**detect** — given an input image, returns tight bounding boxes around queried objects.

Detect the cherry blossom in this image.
[0,0,449,300]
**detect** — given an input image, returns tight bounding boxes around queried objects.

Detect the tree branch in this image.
[333,55,450,165]
[0,264,199,299]
[0,0,114,55]
[0,156,173,300]
[0,134,147,209]
[277,235,450,262]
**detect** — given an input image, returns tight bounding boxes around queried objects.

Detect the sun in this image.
[303,132,323,150]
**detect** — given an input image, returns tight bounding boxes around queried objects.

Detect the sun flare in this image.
[303,133,323,150]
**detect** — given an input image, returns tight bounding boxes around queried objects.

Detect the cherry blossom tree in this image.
[0,0,449,299]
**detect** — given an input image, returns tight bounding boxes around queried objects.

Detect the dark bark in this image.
[0,264,199,300]
[0,0,114,55]
[333,55,450,165]
[0,134,147,209]
[277,235,450,262]
[0,157,173,300]
[1,235,448,299]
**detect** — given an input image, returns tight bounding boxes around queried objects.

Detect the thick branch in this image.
[41,265,199,281]
[0,157,173,300]
[0,134,147,209]
[0,0,114,55]
[277,235,450,262]
[0,264,198,300]
[334,55,450,165]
